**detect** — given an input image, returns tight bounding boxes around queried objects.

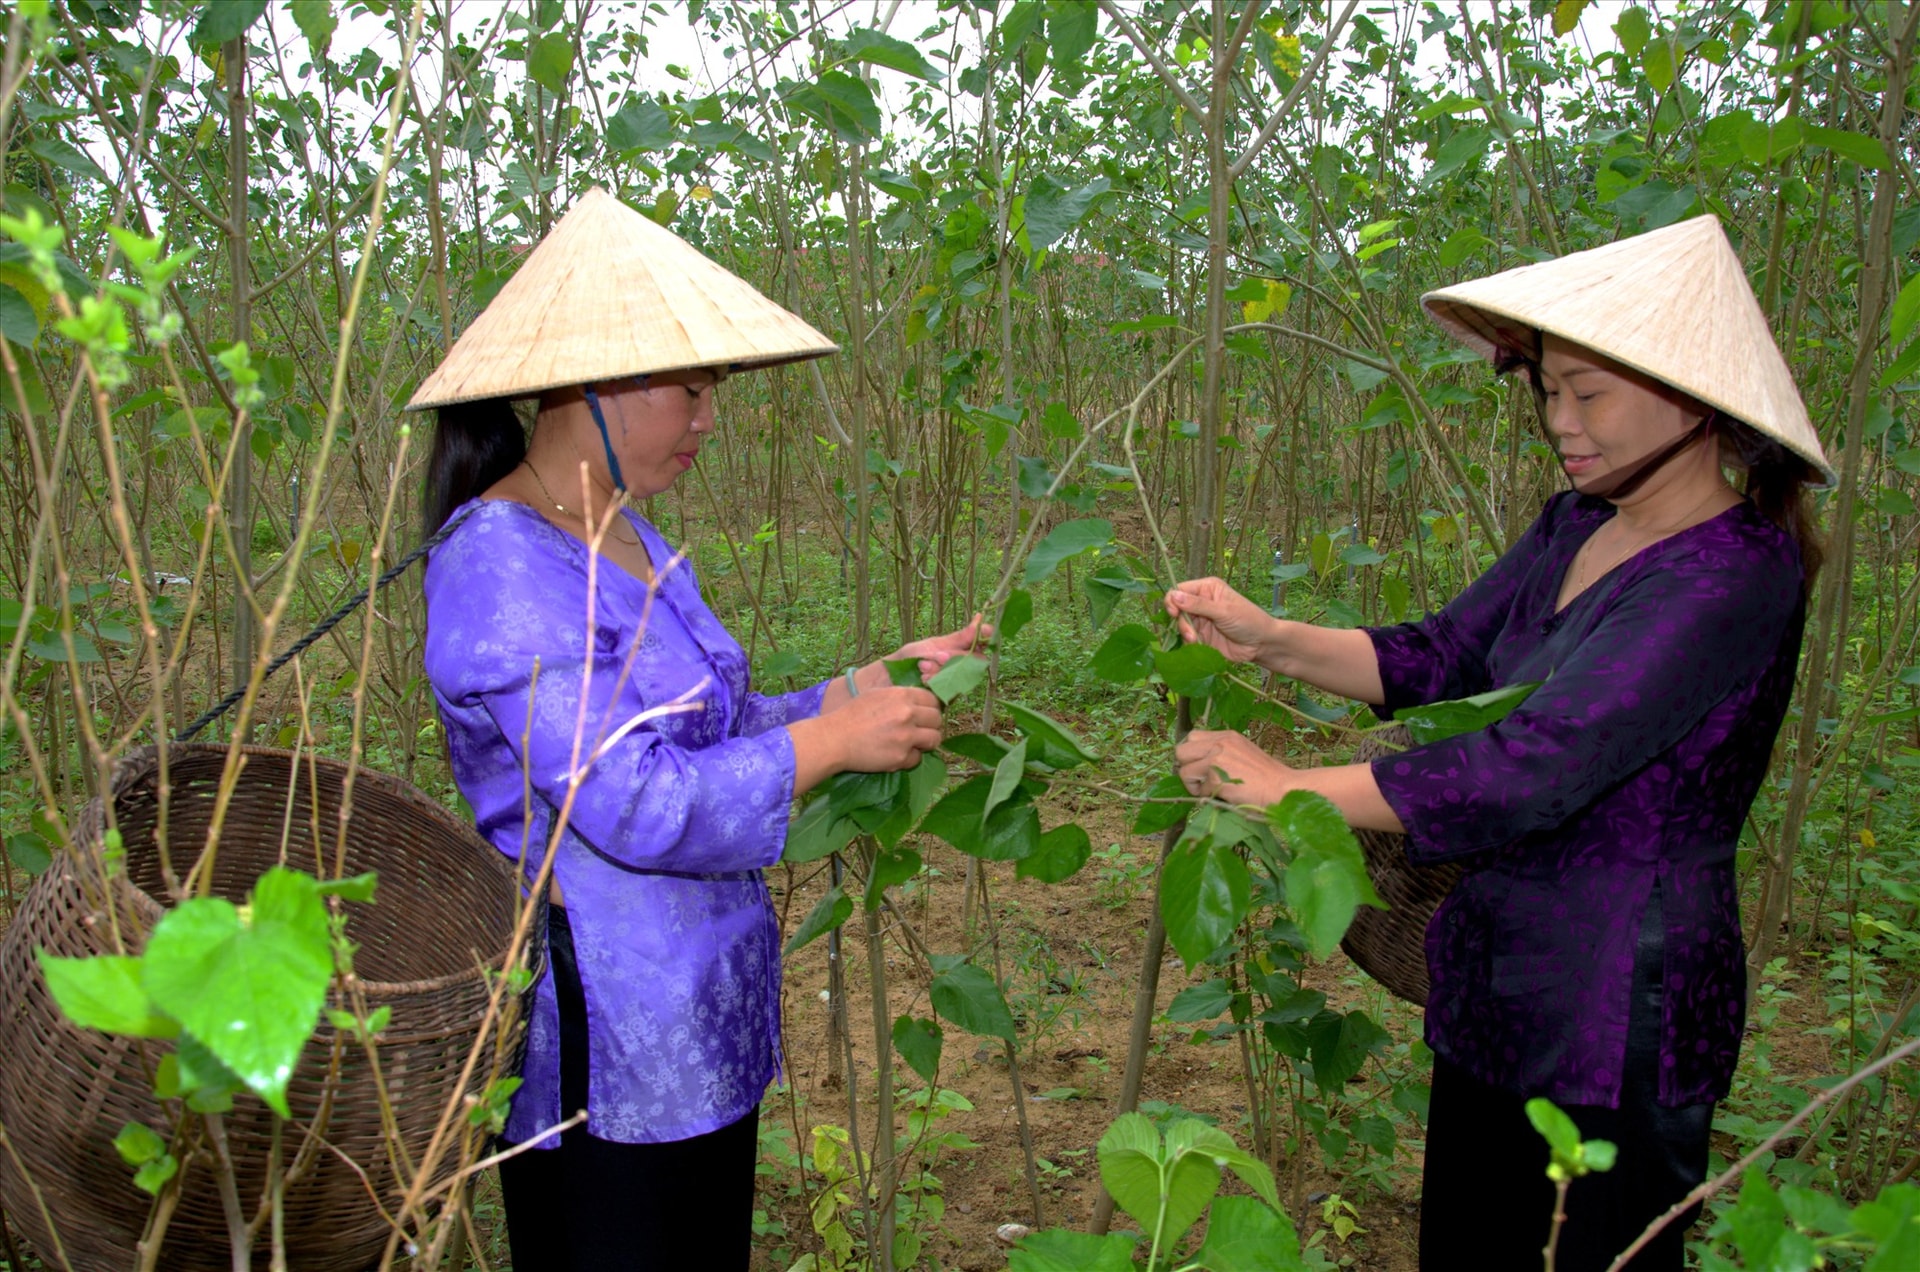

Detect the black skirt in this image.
[496,904,760,1272]
[1419,882,1713,1272]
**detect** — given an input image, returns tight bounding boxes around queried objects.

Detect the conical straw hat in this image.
[1422,215,1832,482]
[407,187,837,410]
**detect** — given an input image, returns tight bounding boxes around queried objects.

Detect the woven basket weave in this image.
[1339,727,1462,1007]
[0,745,532,1272]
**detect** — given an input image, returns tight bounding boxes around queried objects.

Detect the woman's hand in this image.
[789,686,942,790]
[827,615,993,711]
[885,613,991,681]
[1174,729,1294,807]
[1164,579,1279,667]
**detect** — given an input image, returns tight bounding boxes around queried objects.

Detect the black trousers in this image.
[1419,887,1713,1272]
[497,905,759,1272]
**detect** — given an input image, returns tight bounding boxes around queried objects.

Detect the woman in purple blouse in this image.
[409,191,982,1270]
[1165,218,1831,1270]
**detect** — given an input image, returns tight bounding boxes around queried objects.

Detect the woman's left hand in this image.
[884,613,991,682]
[1175,729,1295,807]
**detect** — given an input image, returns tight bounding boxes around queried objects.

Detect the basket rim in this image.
[65,741,524,993]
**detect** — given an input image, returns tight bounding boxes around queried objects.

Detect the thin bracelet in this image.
[844,666,862,698]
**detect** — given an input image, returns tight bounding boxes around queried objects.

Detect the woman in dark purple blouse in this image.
[1165,217,1831,1270]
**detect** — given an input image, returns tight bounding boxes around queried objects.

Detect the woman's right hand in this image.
[788,686,943,791]
[836,686,944,772]
[1164,577,1279,667]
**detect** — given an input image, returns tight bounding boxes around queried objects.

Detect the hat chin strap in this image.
[582,384,629,492]
[1573,412,1714,502]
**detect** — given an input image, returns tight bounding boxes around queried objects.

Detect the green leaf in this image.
[288,0,334,58]
[1551,0,1590,37]
[904,750,946,821]
[1151,1119,1234,1250]
[984,738,1029,825]
[1308,1009,1388,1092]
[0,282,39,345]
[37,952,176,1039]
[1615,5,1652,55]
[784,70,880,144]
[30,139,107,185]
[929,962,1016,1041]
[1280,827,1380,960]
[314,871,377,902]
[1740,115,1805,166]
[784,886,853,956]
[1004,702,1097,769]
[1091,623,1156,683]
[1170,1118,1279,1209]
[114,1122,167,1166]
[919,774,1040,861]
[1415,92,1484,122]
[864,846,921,910]
[1525,1097,1582,1159]
[1160,838,1251,967]
[843,27,943,81]
[1018,454,1058,499]
[1805,125,1890,170]
[1641,34,1678,92]
[6,830,51,876]
[1017,823,1092,884]
[526,32,574,94]
[782,793,857,864]
[1000,588,1034,643]
[928,653,989,705]
[607,96,674,152]
[1022,175,1111,254]
[1023,517,1112,584]
[190,0,268,48]
[1858,1183,1920,1272]
[142,868,334,1118]
[1008,1229,1138,1272]
[1166,977,1233,1023]
[1421,127,1492,188]
[1879,334,1920,391]
[1096,1113,1168,1233]
[1195,1194,1308,1271]
[944,732,1010,768]
[892,1015,943,1083]
[1438,227,1490,269]
[1155,642,1229,698]
[1048,1,1099,77]
[1397,681,1540,744]
[132,1155,179,1195]
[1891,273,1920,349]
[289,0,335,58]
[1133,773,1190,834]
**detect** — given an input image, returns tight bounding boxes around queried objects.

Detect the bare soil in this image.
[761,795,1426,1272]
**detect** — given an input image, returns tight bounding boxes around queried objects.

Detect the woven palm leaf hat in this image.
[407,186,837,410]
[1420,214,1834,484]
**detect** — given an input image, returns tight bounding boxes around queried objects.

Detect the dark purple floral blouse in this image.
[1366,491,1804,1109]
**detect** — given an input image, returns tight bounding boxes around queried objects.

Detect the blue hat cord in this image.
[581,381,636,492]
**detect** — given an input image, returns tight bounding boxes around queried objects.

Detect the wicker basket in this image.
[1339,727,1462,1007]
[0,745,534,1272]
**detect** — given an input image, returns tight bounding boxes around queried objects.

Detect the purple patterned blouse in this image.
[423,499,826,1145]
[1366,491,1804,1109]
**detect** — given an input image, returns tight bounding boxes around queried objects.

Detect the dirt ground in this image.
[755,790,1844,1272]
[761,795,1430,1272]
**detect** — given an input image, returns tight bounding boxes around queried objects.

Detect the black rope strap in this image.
[177,504,480,741]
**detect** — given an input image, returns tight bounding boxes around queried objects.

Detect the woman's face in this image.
[1537,336,1706,494]
[579,368,721,497]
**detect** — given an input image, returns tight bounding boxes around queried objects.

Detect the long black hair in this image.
[1723,419,1825,587]
[423,397,526,534]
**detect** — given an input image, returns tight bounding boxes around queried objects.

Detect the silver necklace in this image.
[521,460,639,546]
